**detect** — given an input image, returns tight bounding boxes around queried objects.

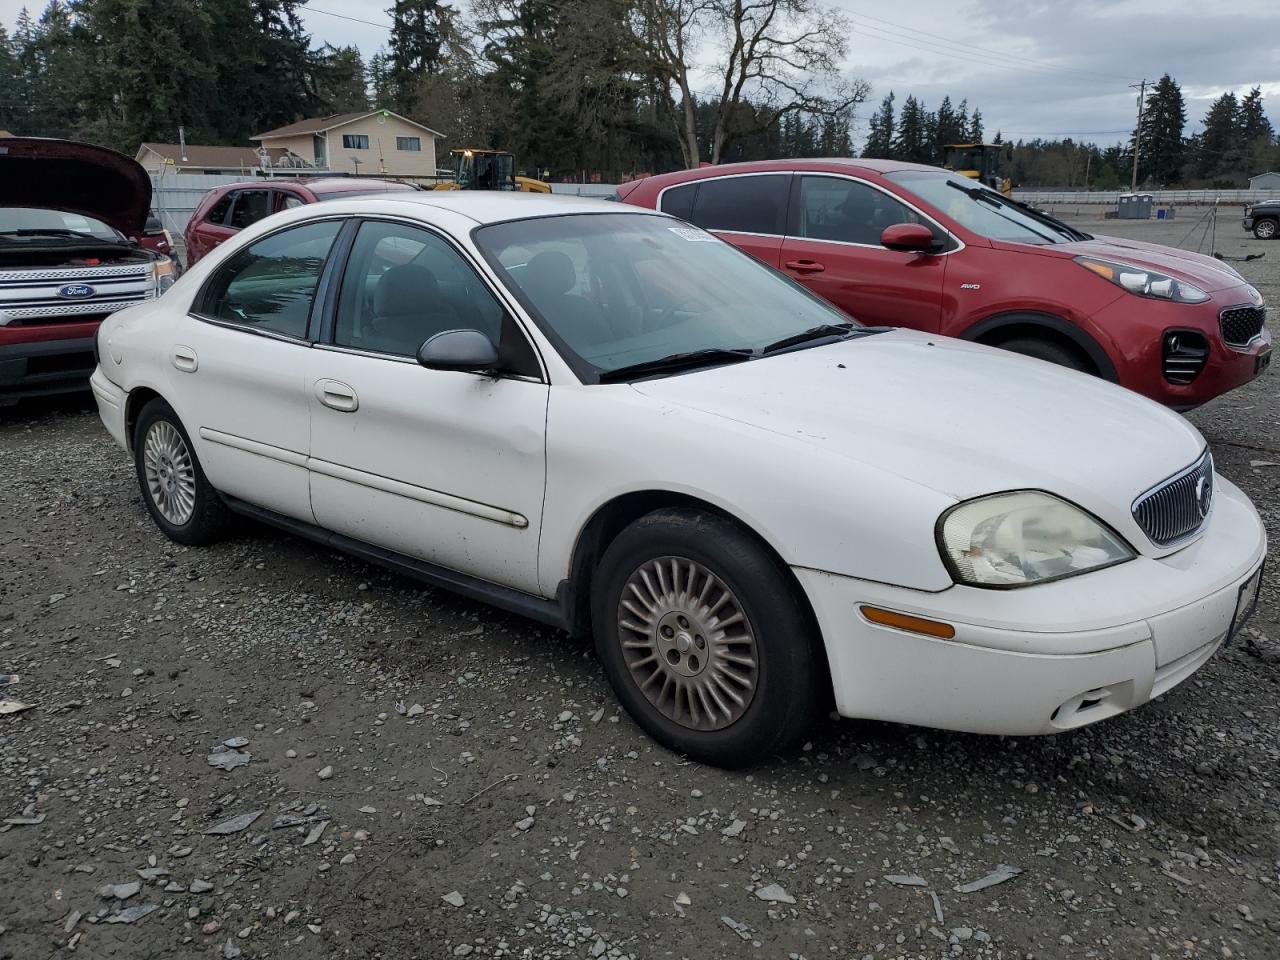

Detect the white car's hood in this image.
[631,329,1205,540]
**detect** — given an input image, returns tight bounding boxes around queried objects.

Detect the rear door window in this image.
[200,219,342,339]
[227,190,274,230]
[688,175,789,235]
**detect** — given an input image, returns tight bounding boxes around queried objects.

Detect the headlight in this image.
[937,491,1135,588]
[153,257,177,296]
[1076,256,1209,304]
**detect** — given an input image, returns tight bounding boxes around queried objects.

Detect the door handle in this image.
[315,379,358,412]
[784,260,825,274]
[172,346,198,373]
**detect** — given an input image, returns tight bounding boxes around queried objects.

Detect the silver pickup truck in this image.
[0,138,176,404]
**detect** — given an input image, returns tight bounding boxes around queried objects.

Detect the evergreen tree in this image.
[1194,91,1239,180]
[968,108,984,143]
[1134,73,1185,184]
[932,94,964,162]
[0,24,24,132]
[893,95,929,163]
[861,91,894,158]
[388,0,460,114]
[1239,87,1273,146]
[313,44,370,114]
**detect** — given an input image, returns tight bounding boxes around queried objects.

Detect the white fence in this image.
[148,173,627,237]
[1013,188,1280,206]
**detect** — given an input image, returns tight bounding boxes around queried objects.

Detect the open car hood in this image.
[0,137,152,237]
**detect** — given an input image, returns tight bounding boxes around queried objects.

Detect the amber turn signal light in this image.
[859,605,956,640]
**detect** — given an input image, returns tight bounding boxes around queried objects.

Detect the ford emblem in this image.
[57,283,96,299]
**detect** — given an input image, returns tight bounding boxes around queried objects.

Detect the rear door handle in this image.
[315,379,358,412]
[172,346,198,373]
[784,259,825,274]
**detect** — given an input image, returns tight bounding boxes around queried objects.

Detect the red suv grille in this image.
[1219,305,1266,348]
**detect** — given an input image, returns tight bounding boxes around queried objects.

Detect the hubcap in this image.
[143,420,196,525]
[617,556,758,731]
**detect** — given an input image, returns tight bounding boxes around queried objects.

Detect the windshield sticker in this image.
[668,226,717,242]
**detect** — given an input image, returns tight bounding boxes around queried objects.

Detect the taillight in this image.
[1163,331,1208,384]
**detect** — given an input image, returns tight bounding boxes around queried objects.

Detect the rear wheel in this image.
[133,398,228,545]
[996,336,1091,373]
[1254,218,1278,240]
[592,508,820,767]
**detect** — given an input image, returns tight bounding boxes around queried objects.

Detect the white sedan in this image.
[90,193,1266,767]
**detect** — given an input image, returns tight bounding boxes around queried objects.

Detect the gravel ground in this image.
[2,218,1279,960]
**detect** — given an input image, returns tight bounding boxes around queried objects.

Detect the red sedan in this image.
[619,159,1270,408]
[184,177,419,266]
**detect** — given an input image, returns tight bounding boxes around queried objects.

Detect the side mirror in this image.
[144,215,165,236]
[880,223,939,253]
[416,329,498,373]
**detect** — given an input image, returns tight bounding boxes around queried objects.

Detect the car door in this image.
[306,218,549,595]
[778,174,950,331]
[659,174,790,268]
[189,190,236,264]
[176,218,345,522]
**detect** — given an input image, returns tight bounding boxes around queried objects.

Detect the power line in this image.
[844,11,1138,84]
[305,6,393,30]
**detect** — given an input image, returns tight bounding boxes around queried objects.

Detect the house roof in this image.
[138,142,299,169]
[1249,171,1280,180]
[252,109,444,141]
[0,129,12,137]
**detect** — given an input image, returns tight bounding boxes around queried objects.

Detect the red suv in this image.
[184,177,420,266]
[620,159,1270,408]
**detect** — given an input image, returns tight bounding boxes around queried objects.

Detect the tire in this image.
[591,508,820,767]
[132,397,228,545]
[1254,218,1278,240]
[997,336,1091,373]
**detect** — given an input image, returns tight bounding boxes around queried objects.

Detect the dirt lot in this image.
[2,217,1279,960]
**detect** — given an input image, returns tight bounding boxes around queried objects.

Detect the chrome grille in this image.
[1132,450,1214,546]
[1219,305,1266,348]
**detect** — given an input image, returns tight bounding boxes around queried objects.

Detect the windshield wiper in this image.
[597,347,754,383]
[0,228,107,241]
[944,181,1062,244]
[760,322,859,355]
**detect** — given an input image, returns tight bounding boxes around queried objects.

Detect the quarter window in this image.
[795,176,923,246]
[688,175,788,235]
[333,221,506,359]
[342,134,369,149]
[396,136,422,152]
[227,190,273,230]
[200,220,342,339]
[658,183,696,221]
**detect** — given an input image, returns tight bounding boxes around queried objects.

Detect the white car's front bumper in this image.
[90,366,128,450]
[797,475,1266,735]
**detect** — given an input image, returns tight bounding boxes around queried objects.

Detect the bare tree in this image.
[635,0,867,166]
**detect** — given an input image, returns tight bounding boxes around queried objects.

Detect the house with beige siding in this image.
[252,109,443,180]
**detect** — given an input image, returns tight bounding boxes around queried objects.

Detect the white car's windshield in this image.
[474,213,859,380]
[886,171,1078,245]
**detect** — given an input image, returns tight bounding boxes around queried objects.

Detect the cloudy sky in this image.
[3,0,1278,148]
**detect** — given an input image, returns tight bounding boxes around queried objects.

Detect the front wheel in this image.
[592,508,821,767]
[1254,218,1278,240]
[997,336,1092,373]
[132,398,228,545]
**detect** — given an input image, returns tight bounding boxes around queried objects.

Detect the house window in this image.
[342,134,369,149]
[396,136,422,152]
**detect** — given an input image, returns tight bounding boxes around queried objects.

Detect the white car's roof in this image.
[342,190,639,225]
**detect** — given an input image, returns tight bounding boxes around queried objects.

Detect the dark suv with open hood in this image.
[0,138,177,404]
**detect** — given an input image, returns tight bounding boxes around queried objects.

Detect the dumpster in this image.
[1117,193,1154,219]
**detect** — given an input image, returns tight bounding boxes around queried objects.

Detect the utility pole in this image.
[1129,79,1147,193]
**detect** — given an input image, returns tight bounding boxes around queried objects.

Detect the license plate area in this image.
[1226,565,1263,646]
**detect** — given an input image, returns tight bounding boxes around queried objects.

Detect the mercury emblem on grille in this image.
[1195,475,1212,518]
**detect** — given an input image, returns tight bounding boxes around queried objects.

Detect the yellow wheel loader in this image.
[434,148,551,193]
[943,143,1012,196]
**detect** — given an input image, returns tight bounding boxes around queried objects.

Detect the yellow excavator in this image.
[433,148,551,193]
[944,143,1012,196]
